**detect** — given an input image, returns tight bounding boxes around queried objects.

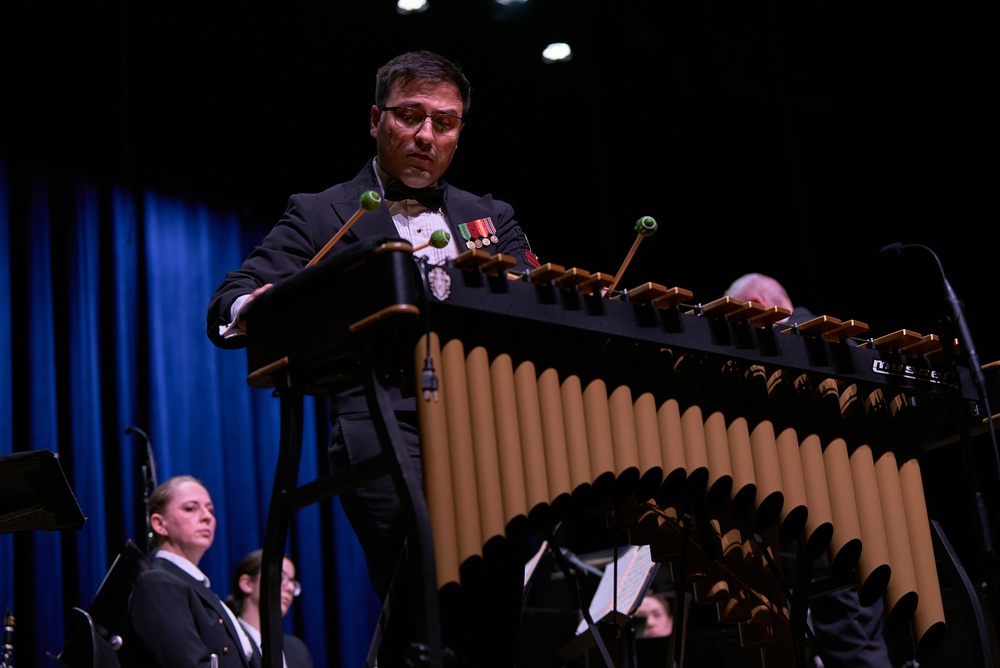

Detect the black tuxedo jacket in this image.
[123,557,261,668]
[207,160,537,351]
[278,634,312,668]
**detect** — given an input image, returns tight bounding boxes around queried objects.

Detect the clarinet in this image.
[0,608,13,668]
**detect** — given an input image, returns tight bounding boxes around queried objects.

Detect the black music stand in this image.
[49,540,151,668]
[0,450,85,533]
[49,609,122,668]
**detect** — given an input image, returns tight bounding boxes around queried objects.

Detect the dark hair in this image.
[375,50,472,117]
[146,475,204,551]
[225,549,264,616]
[224,549,294,617]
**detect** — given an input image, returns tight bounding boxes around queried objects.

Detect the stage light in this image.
[397,0,428,14]
[541,42,573,63]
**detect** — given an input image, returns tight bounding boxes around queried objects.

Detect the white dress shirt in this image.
[238,618,288,668]
[217,160,460,341]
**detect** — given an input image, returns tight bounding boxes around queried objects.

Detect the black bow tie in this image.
[383,180,445,210]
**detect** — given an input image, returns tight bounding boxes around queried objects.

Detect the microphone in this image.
[879,242,904,258]
[880,242,980,373]
[559,548,605,578]
[125,426,158,491]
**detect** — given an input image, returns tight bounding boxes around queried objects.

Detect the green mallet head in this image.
[360,190,382,211]
[634,216,657,237]
[429,230,451,248]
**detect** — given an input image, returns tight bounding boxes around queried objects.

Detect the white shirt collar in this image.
[154,549,209,585]
[239,617,288,668]
[239,618,262,648]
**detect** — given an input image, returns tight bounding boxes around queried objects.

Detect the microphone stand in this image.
[125,426,158,554]
[938,276,1000,631]
[889,243,1000,657]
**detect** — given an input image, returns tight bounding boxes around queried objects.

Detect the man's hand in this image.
[235,283,273,332]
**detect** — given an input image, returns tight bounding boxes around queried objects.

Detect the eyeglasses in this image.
[380,106,464,136]
[281,573,302,598]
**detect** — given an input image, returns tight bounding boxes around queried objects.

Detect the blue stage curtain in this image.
[0,158,10,642]
[0,156,381,667]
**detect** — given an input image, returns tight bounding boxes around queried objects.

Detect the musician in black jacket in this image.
[206,50,539,667]
[724,273,893,668]
[225,550,313,668]
[123,475,261,668]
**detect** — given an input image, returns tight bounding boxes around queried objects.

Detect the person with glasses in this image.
[123,476,262,667]
[225,550,313,668]
[207,50,540,667]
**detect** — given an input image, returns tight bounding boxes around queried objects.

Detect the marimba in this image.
[244,237,993,668]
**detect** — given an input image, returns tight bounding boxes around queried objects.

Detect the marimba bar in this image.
[245,241,988,666]
[415,328,946,664]
[409,251,971,665]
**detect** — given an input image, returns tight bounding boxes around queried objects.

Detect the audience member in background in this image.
[635,593,673,639]
[225,549,314,668]
[724,272,893,668]
[124,475,261,667]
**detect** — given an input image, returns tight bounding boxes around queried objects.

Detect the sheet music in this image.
[575,544,659,635]
[524,540,548,587]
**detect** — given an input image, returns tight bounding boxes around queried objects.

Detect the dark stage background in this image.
[2,1,996,666]
[5,0,996,351]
